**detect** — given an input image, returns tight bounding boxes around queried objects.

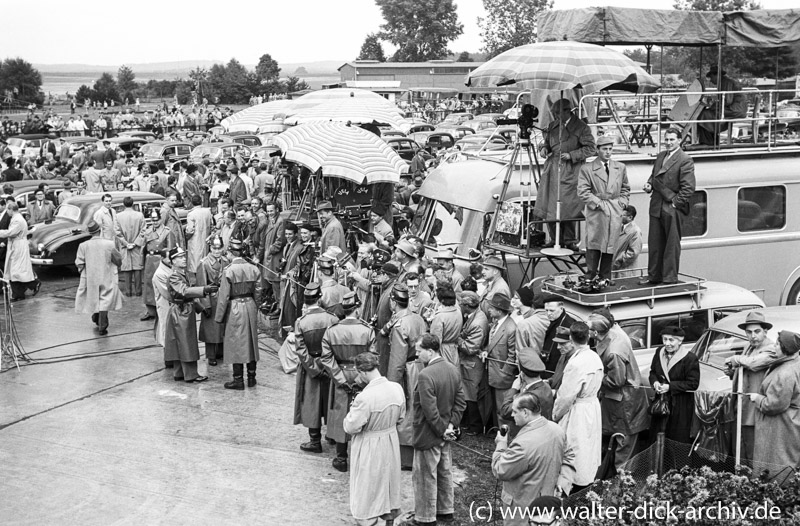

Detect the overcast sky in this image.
[0,0,794,66]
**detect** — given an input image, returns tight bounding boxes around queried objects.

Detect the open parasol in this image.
[273,122,408,184]
[220,99,294,132]
[285,94,410,132]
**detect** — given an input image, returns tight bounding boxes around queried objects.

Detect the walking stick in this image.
[735,369,743,469]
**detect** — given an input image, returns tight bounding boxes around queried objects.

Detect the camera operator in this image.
[492,393,575,526]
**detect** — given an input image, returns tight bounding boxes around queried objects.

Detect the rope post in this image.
[654,431,665,478]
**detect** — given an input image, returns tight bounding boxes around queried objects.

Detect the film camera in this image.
[496,104,539,142]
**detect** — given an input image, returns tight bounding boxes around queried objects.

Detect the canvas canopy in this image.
[538,7,800,48]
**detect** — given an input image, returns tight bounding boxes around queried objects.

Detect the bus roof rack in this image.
[541,270,707,308]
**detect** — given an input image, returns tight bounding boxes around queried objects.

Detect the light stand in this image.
[0,276,33,371]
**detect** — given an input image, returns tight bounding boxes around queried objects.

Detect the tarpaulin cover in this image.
[724,9,800,47]
[539,7,800,48]
[539,7,722,46]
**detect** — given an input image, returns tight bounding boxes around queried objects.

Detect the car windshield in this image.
[692,329,749,370]
[411,197,484,253]
[191,146,221,158]
[55,203,81,222]
[139,144,163,157]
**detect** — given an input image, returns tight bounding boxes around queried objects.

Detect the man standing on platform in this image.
[406,333,465,526]
[612,205,643,278]
[215,238,261,390]
[317,200,346,255]
[577,135,630,282]
[74,220,121,335]
[114,196,145,297]
[294,283,340,453]
[386,283,428,471]
[320,292,376,472]
[639,128,695,286]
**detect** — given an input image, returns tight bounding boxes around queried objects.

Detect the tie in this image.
[490,321,499,338]
[604,162,609,176]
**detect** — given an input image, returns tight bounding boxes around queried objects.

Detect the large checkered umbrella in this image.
[273,122,408,184]
[466,41,660,94]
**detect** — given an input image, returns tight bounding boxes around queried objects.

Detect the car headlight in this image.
[37,243,45,253]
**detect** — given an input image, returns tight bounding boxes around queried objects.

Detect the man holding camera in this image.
[320,292,376,472]
[492,393,574,526]
[405,333,466,526]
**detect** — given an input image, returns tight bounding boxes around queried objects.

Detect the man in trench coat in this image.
[74,219,122,334]
[319,292,376,473]
[457,291,489,435]
[294,282,340,453]
[215,238,261,390]
[577,135,630,281]
[164,247,216,383]
[533,99,596,249]
[114,196,145,296]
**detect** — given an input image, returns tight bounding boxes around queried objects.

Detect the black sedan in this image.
[28,192,181,267]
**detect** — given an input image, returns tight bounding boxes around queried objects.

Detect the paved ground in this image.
[0,267,414,525]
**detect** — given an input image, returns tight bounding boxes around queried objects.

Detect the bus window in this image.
[683,191,707,237]
[649,311,709,347]
[738,186,786,232]
[619,318,647,350]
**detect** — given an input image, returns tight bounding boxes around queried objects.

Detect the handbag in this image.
[649,392,671,417]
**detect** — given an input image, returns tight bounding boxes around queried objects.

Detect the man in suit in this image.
[257,201,285,310]
[317,200,347,256]
[408,333,466,526]
[541,294,576,386]
[28,189,56,224]
[478,256,510,318]
[40,137,58,159]
[612,205,643,278]
[639,128,696,285]
[480,292,518,429]
[457,290,489,435]
[533,98,596,250]
[577,135,630,281]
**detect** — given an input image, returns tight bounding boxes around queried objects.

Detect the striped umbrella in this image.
[285,96,410,132]
[466,41,660,94]
[285,87,391,113]
[220,99,294,132]
[273,122,408,184]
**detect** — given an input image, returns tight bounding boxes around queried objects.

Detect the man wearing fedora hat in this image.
[500,352,554,439]
[457,290,490,435]
[577,135,630,282]
[320,291,376,472]
[294,282,340,453]
[394,239,422,281]
[164,246,218,383]
[541,294,576,386]
[481,292,518,429]
[724,311,779,464]
[317,201,347,256]
[75,219,122,335]
[375,261,401,375]
[433,247,464,291]
[387,282,428,470]
[698,66,747,147]
[479,255,511,318]
[215,238,262,390]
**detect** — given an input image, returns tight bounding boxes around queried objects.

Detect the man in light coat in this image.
[493,392,575,526]
[552,323,603,493]
[481,292,518,429]
[114,196,145,296]
[152,251,172,349]
[0,201,40,301]
[74,220,122,335]
[343,352,405,526]
[184,195,213,285]
[724,311,779,465]
[588,309,650,471]
[428,282,463,366]
[577,135,630,281]
[640,127,696,285]
[533,99,596,249]
[92,193,118,241]
[612,205,643,278]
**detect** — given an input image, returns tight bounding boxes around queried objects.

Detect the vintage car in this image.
[4,180,67,220]
[409,123,435,134]
[7,134,53,159]
[434,123,475,140]
[117,130,158,141]
[63,136,99,154]
[384,138,422,162]
[473,112,505,123]
[189,142,252,163]
[441,112,474,125]
[454,135,508,152]
[96,136,149,153]
[28,192,184,267]
[139,140,194,166]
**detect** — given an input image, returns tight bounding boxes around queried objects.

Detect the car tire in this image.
[786,279,800,306]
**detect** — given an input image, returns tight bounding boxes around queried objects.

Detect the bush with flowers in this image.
[563,466,800,526]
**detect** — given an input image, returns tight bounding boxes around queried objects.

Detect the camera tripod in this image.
[0,276,32,372]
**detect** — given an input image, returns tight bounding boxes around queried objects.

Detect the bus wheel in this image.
[787,280,800,305]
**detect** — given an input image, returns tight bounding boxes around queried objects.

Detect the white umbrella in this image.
[285,87,390,113]
[273,122,408,184]
[220,99,294,132]
[285,96,410,132]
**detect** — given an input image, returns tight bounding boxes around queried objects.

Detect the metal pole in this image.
[735,369,744,469]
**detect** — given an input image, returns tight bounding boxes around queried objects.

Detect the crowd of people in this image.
[3,94,800,526]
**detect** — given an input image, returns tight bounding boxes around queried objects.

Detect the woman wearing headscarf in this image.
[649,326,700,444]
[749,330,800,481]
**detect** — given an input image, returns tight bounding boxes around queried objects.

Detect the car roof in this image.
[63,192,164,205]
[5,179,66,193]
[10,134,52,139]
[64,136,97,143]
[205,142,241,148]
[704,306,800,336]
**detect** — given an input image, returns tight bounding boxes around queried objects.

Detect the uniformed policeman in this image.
[318,256,349,319]
[319,291,376,472]
[294,282,340,453]
[385,282,428,470]
[215,238,262,390]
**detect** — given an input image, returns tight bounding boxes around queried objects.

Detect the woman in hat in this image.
[748,330,800,481]
[648,326,700,444]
